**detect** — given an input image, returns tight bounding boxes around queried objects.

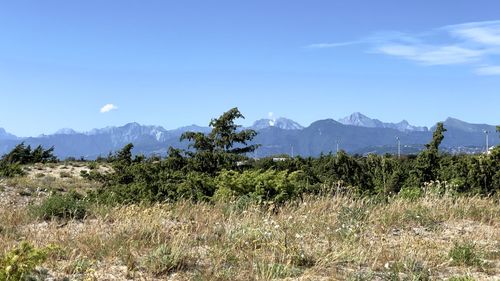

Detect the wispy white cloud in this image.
[308,20,500,75]
[446,20,500,46]
[475,65,500,75]
[100,103,118,113]
[377,44,483,65]
[305,40,365,49]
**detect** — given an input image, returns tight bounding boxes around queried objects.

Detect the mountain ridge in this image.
[251,117,304,131]
[0,114,497,158]
[0,128,18,140]
[338,112,428,132]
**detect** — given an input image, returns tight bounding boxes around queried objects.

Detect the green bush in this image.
[30,191,89,221]
[0,241,53,281]
[87,162,98,170]
[59,171,72,178]
[0,162,24,178]
[398,186,423,200]
[449,241,482,266]
[213,169,305,204]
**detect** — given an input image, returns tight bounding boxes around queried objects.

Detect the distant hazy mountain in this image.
[251,117,304,130]
[439,117,495,133]
[338,112,428,132]
[54,128,78,135]
[0,128,18,140]
[170,125,211,135]
[84,122,173,145]
[0,116,497,159]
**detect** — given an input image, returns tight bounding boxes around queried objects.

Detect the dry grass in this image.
[1,174,499,280]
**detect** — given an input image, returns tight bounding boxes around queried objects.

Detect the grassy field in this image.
[1,164,499,280]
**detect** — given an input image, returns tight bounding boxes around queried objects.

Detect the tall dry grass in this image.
[1,192,499,280]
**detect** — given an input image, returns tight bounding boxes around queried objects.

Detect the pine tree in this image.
[180,107,259,173]
[407,122,447,188]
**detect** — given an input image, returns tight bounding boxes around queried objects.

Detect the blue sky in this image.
[1,0,499,136]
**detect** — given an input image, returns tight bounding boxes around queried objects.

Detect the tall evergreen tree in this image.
[408,122,447,187]
[180,107,259,173]
[181,107,258,154]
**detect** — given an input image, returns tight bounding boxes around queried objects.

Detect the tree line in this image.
[1,108,499,204]
[0,143,56,177]
[84,108,499,204]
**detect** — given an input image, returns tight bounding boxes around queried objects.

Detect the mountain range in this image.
[338,112,428,132]
[0,113,497,159]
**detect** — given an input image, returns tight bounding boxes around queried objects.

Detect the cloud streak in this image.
[475,65,500,75]
[308,20,500,75]
[305,40,365,49]
[376,44,483,65]
[447,20,500,46]
[100,103,118,113]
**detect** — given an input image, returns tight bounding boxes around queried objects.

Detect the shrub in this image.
[0,162,25,178]
[30,191,89,221]
[142,244,189,276]
[449,241,481,266]
[59,171,72,178]
[87,162,98,170]
[0,241,53,280]
[399,186,423,200]
[214,169,304,204]
[80,169,109,183]
[383,259,431,281]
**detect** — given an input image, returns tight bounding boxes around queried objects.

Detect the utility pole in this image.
[291,145,294,158]
[396,136,401,159]
[336,139,340,154]
[484,130,490,154]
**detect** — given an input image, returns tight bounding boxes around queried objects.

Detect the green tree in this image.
[406,122,447,188]
[181,107,258,154]
[1,143,56,165]
[426,122,447,152]
[115,143,134,166]
[180,107,259,173]
[110,143,135,184]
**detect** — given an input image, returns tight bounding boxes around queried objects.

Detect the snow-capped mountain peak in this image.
[251,117,304,130]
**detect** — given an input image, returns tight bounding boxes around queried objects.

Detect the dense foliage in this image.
[83,110,500,205]
[1,143,57,165]
[2,109,499,204]
[30,191,89,221]
[0,143,57,177]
